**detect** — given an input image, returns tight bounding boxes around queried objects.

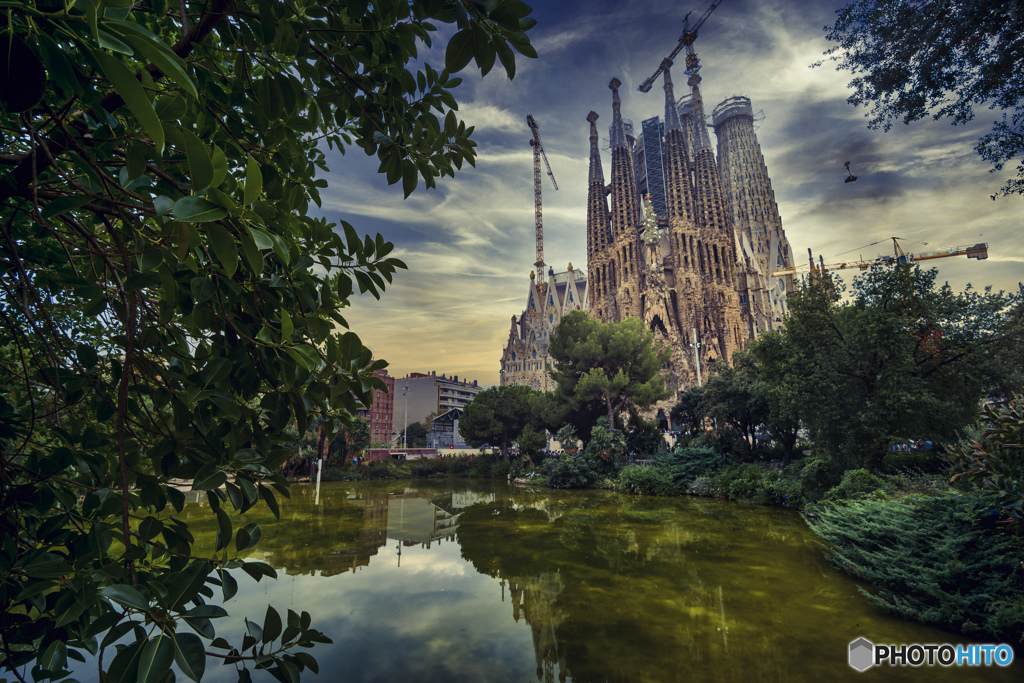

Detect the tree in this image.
[0,2,536,681]
[670,385,708,436]
[459,384,538,459]
[746,332,803,465]
[548,311,672,433]
[779,266,1022,470]
[701,355,769,453]
[403,422,429,448]
[515,424,548,466]
[822,0,1024,197]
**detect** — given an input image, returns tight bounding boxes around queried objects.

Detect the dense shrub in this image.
[321,466,361,482]
[616,465,674,496]
[881,450,948,474]
[689,427,747,456]
[365,460,403,480]
[468,452,511,479]
[795,456,843,502]
[654,447,729,491]
[690,475,717,497]
[948,397,1024,534]
[547,452,598,489]
[411,456,472,478]
[714,464,770,502]
[807,494,1024,644]
[823,468,892,502]
[760,475,805,508]
[584,418,627,475]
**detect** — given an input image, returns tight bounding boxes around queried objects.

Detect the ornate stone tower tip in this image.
[586,111,599,123]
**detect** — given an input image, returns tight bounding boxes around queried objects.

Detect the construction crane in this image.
[527,114,558,283]
[637,0,725,93]
[770,237,989,278]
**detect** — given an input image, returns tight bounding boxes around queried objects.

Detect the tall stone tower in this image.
[713,96,794,334]
[584,64,749,389]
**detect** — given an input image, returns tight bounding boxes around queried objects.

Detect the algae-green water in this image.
[95,481,1024,681]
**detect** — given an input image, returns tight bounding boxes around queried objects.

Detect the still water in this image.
[101,481,1024,681]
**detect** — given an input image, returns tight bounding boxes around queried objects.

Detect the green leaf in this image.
[77,343,99,369]
[165,560,210,611]
[100,584,150,612]
[192,464,227,491]
[182,129,214,192]
[246,226,274,250]
[208,223,239,277]
[138,635,175,683]
[281,309,293,337]
[39,640,67,673]
[235,522,262,552]
[445,30,475,73]
[97,29,134,55]
[210,146,228,188]
[219,569,237,601]
[94,51,165,155]
[105,639,145,683]
[111,20,199,100]
[170,631,206,683]
[41,195,90,219]
[262,605,282,643]
[259,485,280,519]
[173,196,228,222]
[183,605,228,619]
[215,507,231,551]
[244,156,263,206]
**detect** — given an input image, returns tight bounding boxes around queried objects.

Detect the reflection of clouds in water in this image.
[198,540,537,683]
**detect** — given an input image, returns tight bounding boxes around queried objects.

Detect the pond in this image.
[81,480,1018,682]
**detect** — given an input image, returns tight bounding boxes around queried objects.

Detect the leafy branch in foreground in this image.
[0,0,536,681]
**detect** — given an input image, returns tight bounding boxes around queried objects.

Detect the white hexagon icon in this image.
[849,637,874,671]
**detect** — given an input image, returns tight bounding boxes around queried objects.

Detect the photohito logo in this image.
[848,638,1014,671]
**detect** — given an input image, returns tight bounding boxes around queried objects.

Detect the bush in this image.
[547,452,598,489]
[654,447,729,491]
[714,463,770,502]
[795,456,843,502]
[823,468,892,502]
[761,475,805,508]
[467,452,511,479]
[806,494,1024,644]
[881,449,948,474]
[616,465,673,496]
[948,397,1024,534]
[690,475,717,497]
[690,427,747,456]
[365,460,403,480]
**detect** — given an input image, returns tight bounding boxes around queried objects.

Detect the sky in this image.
[312,0,1023,388]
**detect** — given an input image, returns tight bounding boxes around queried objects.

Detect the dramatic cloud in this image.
[315,0,1022,387]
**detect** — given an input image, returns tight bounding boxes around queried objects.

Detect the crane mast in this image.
[527,114,558,283]
[637,0,725,93]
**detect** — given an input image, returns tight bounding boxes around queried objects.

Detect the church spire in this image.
[587,110,604,184]
[609,78,627,149]
[662,60,683,133]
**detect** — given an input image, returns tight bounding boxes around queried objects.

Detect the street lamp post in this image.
[690,327,702,387]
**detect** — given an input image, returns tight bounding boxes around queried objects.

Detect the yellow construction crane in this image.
[637,0,725,93]
[770,237,989,278]
[526,114,558,282]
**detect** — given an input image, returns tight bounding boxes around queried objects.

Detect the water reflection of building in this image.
[386,493,461,549]
[506,572,569,683]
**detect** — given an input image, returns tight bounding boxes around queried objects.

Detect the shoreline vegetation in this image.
[313,406,1024,649]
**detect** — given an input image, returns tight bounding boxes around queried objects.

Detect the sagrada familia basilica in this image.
[500,55,795,398]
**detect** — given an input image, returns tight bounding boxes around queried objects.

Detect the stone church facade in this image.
[501,62,793,396]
